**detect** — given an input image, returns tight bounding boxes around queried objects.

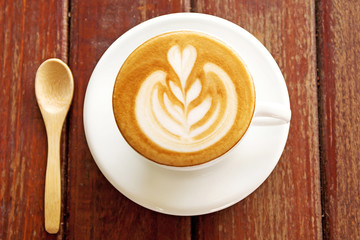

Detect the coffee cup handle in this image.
[253,102,291,125]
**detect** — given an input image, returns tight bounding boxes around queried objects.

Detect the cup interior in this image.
[112,29,256,169]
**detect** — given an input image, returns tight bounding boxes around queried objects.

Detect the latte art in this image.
[136,45,238,152]
[113,31,255,166]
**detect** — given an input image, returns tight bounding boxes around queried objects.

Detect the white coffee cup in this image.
[88,13,292,171]
[115,16,292,171]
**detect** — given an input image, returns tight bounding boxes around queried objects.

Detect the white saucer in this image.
[83,13,290,216]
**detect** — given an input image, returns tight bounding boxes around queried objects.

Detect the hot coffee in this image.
[113,31,255,166]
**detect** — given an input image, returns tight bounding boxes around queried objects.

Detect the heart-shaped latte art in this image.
[167,45,197,91]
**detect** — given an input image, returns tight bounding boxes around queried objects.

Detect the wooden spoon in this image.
[35,58,74,234]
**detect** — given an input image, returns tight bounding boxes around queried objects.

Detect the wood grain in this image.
[66,0,191,239]
[191,0,322,239]
[317,0,360,239]
[0,0,68,239]
[2,0,358,238]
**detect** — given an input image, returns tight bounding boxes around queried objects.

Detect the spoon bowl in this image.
[36,59,74,113]
[35,58,74,234]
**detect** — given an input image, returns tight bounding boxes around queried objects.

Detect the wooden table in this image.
[1,0,359,239]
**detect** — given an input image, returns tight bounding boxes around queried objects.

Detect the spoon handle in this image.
[44,123,62,234]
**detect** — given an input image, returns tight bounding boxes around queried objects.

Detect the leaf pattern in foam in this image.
[161,44,219,137]
[185,78,202,105]
[187,96,212,127]
[163,91,184,122]
[169,81,184,104]
[151,87,183,136]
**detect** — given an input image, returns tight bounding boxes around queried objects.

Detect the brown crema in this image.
[113,31,255,167]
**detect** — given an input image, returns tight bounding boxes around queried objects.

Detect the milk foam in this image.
[135,44,238,152]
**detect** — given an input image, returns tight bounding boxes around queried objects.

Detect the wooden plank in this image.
[191,1,322,239]
[0,0,68,239]
[317,0,360,239]
[66,1,191,239]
